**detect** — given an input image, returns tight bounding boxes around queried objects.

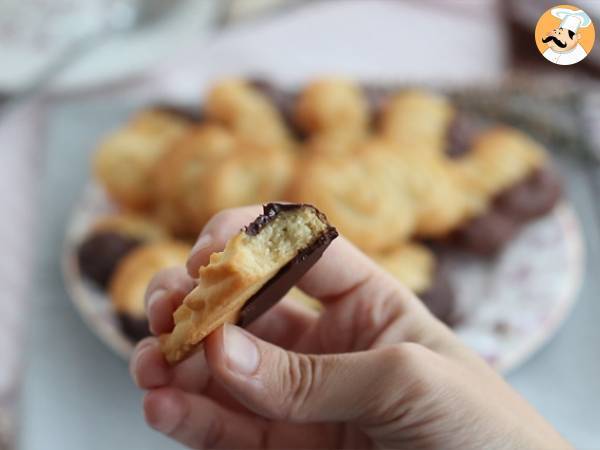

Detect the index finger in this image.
[186,205,407,303]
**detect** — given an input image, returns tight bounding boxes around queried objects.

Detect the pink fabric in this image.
[0,101,44,447]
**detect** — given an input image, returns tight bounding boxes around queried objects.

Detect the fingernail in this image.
[223,324,260,376]
[130,343,152,385]
[145,390,185,434]
[146,288,167,311]
[190,233,212,257]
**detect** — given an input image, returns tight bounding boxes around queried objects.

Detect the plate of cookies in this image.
[62,77,583,372]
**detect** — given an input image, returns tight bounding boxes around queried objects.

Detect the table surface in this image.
[16,2,600,449]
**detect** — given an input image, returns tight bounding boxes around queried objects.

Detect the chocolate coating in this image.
[452,210,519,257]
[419,264,456,325]
[494,166,562,221]
[363,84,392,127]
[117,314,151,342]
[152,104,203,123]
[445,112,486,158]
[238,205,338,327]
[451,164,562,256]
[244,203,327,236]
[77,232,142,289]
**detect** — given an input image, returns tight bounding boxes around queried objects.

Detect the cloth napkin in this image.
[0,101,44,449]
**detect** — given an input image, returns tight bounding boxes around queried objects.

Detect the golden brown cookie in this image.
[294,78,368,156]
[359,141,470,239]
[204,79,293,150]
[109,241,191,341]
[287,147,417,253]
[374,242,435,294]
[153,124,293,236]
[161,203,338,364]
[302,131,364,157]
[379,89,454,152]
[455,127,546,217]
[94,108,192,210]
[402,151,471,237]
[92,212,168,242]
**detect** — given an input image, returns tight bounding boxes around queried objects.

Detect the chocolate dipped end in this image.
[238,214,338,327]
[419,262,456,326]
[77,231,143,289]
[450,165,562,256]
[117,314,151,342]
[494,166,562,221]
[151,104,204,123]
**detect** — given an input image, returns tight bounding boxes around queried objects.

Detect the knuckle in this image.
[274,353,321,421]
[202,411,225,450]
[382,343,435,388]
[145,270,170,298]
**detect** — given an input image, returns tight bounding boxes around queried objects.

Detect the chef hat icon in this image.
[551,8,592,33]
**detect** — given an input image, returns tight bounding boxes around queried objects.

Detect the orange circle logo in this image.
[535,4,595,65]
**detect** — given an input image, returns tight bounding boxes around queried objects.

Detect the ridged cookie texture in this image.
[161,203,338,364]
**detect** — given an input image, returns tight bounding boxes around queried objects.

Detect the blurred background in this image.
[0,1,599,449]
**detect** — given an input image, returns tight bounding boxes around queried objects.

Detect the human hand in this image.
[130,206,571,449]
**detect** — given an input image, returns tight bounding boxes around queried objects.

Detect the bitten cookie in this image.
[109,241,191,342]
[161,203,338,365]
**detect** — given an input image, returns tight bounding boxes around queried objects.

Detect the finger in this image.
[185,206,402,303]
[205,324,431,424]
[186,206,260,277]
[297,236,413,303]
[143,387,267,449]
[185,206,412,308]
[181,207,451,355]
[132,299,318,392]
[247,296,319,350]
[145,267,195,334]
[130,338,172,389]
[131,339,214,395]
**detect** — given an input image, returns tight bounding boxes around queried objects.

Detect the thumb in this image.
[204,324,419,424]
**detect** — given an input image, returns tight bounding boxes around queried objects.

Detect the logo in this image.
[535,5,595,66]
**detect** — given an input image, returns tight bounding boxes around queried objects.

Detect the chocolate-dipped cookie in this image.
[161,203,338,364]
[494,165,562,221]
[109,241,190,343]
[77,214,168,289]
[451,209,520,257]
[78,232,142,290]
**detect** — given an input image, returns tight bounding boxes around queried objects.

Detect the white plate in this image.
[62,183,584,372]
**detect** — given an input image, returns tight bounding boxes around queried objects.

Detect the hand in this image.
[130,206,570,449]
